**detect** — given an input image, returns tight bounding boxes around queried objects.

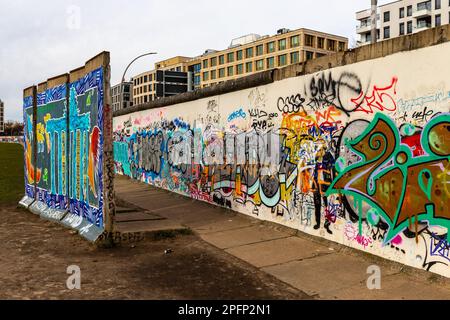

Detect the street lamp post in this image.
[371,0,378,44]
[120,52,157,110]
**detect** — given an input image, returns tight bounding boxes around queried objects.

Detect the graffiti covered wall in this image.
[34,78,69,217]
[114,42,450,276]
[21,87,37,208]
[20,52,114,242]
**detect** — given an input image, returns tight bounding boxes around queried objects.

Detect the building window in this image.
[211,57,217,67]
[256,44,264,56]
[399,7,405,18]
[417,1,431,11]
[407,21,413,33]
[290,51,300,64]
[327,39,336,51]
[227,66,234,76]
[317,37,325,49]
[384,26,390,39]
[237,50,243,60]
[219,68,225,78]
[290,35,300,48]
[192,63,201,74]
[194,75,201,86]
[383,11,390,22]
[245,47,254,58]
[267,57,275,69]
[203,71,209,81]
[278,54,287,66]
[256,59,264,71]
[227,52,234,63]
[407,5,413,16]
[338,42,346,52]
[305,51,314,60]
[245,62,253,73]
[305,34,314,47]
[399,23,405,35]
[219,55,225,65]
[203,60,208,68]
[436,14,441,26]
[211,70,217,80]
[267,42,275,53]
[436,0,441,9]
[278,39,287,50]
[236,64,243,75]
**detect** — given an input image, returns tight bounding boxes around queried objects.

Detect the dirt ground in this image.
[0,205,311,300]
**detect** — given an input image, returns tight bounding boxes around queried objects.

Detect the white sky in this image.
[0,0,393,121]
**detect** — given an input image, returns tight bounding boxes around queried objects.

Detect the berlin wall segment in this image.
[112,39,450,278]
[20,52,115,243]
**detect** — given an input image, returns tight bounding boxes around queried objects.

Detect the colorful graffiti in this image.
[328,113,450,243]
[35,84,68,210]
[113,42,450,277]
[23,95,38,199]
[68,68,104,228]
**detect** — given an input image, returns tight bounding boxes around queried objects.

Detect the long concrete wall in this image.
[20,52,115,242]
[113,29,450,277]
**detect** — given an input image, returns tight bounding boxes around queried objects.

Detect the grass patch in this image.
[0,143,25,206]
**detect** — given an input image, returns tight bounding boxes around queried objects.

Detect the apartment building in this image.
[187,28,348,89]
[0,99,4,133]
[130,28,348,105]
[111,82,133,113]
[356,0,450,45]
[132,56,191,105]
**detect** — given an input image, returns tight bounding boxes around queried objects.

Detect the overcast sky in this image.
[0,0,392,122]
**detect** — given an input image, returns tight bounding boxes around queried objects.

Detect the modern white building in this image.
[111,82,133,113]
[356,0,450,45]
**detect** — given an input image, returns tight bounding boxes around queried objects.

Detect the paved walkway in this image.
[115,175,450,300]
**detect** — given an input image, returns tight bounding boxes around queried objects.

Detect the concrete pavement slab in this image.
[321,272,450,300]
[200,225,294,250]
[226,236,332,268]
[115,219,186,233]
[262,252,402,298]
[194,216,259,235]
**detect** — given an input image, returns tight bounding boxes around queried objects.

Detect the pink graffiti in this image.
[352,77,398,114]
[344,223,358,241]
[391,235,403,246]
[355,234,373,249]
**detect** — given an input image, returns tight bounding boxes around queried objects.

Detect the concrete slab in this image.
[322,272,450,300]
[115,212,164,223]
[262,253,402,297]
[200,225,293,250]
[194,216,258,235]
[226,236,332,268]
[115,219,186,233]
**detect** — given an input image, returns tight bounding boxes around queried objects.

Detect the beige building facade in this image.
[356,0,450,45]
[187,28,348,89]
[132,56,191,105]
[131,28,348,105]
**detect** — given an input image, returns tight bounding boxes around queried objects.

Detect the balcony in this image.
[413,22,432,33]
[356,18,380,34]
[413,3,432,18]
